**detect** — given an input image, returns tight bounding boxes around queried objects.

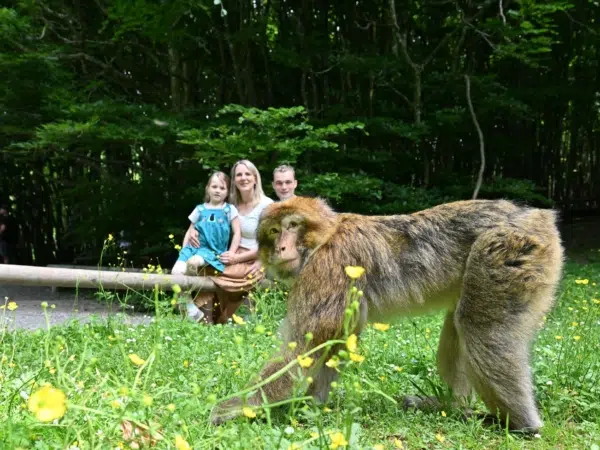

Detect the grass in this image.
[1,261,600,449]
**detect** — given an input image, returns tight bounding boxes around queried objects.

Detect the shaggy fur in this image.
[211,196,564,432]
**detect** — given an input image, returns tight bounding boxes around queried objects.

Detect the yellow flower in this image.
[175,435,191,450]
[167,403,176,412]
[297,355,313,368]
[288,342,297,350]
[7,301,17,311]
[27,385,67,422]
[393,439,404,449]
[172,284,182,294]
[242,407,256,418]
[329,431,348,449]
[111,399,121,409]
[169,234,175,239]
[575,279,589,285]
[344,266,365,279]
[555,335,563,340]
[441,410,447,417]
[174,244,182,251]
[435,433,445,443]
[142,394,153,406]
[325,358,340,368]
[128,354,146,366]
[346,334,358,353]
[107,234,114,241]
[574,335,581,341]
[232,314,245,325]
[41,301,48,309]
[349,352,365,363]
[572,322,578,327]
[183,360,189,368]
[373,445,385,450]
[373,323,390,331]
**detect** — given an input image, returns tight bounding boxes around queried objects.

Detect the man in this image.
[0,206,17,264]
[272,165,298,201]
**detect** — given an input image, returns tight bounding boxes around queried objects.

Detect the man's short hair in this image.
[273,165,295,178]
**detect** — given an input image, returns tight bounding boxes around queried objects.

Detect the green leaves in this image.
[178,105,366,170]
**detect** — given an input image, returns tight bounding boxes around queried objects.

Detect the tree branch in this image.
[499,0,507,25]
[48,52,130,80]
[378,81,412,108]
[464,74,485,199]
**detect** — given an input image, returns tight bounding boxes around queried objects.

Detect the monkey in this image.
[210,196,564,433]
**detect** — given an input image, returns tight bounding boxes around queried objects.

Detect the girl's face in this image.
[234,164,256,194]
[207,177,228,203]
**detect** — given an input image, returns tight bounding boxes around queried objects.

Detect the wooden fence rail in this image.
[0,264,216,292]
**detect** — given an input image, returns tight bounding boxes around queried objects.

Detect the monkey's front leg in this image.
[210,353,297,425]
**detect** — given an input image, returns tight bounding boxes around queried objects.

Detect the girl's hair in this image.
[229,159,265,206]
[204,171,230,203]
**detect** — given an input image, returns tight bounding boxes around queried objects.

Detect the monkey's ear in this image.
[294,197,338,249]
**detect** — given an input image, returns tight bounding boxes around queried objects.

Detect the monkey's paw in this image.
[402,395,440,411]
[209,398,244,425]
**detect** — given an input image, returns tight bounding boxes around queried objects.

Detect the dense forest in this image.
[1,0,599,267]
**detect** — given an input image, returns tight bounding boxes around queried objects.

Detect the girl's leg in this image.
[171,259,204,322]
[186,255,206,275]
[171,260,187,275]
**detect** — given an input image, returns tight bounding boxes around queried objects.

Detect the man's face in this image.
[272,170,297,200]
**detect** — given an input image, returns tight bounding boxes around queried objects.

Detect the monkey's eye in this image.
[269,227,279,235]
[288,221,298,229]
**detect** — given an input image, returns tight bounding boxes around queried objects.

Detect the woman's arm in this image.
[233,248,258,263]
[228,217,241,254]
[182,222,199,247]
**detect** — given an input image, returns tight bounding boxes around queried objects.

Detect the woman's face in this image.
[234,164,256,194]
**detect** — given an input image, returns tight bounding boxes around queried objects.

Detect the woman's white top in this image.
[238,196,274,250]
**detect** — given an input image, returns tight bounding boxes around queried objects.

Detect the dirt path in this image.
[0,285,151,331]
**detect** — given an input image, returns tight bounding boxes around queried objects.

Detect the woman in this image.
[190,159,274,324]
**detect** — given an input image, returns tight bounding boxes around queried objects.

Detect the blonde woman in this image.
[191,160,274,323]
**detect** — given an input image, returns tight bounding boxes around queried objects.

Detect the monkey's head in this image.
[258,196,338,278]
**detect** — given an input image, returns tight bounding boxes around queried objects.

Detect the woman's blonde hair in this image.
[229,159,265,206]
[204,171,230,203]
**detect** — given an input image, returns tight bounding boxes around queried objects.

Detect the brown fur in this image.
[210,196,564,432]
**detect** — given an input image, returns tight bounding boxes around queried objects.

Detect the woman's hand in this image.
[248,260,262,277]
[189,229,200,248]
[220,251,236,265]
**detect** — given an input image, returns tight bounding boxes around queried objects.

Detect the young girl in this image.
[172,171,241,322]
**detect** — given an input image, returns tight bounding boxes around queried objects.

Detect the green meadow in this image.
[1,261,599,450]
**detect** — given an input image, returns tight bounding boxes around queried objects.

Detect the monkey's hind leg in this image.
[455,229,559,433]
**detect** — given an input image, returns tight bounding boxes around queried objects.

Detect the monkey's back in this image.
[306,199,563,319]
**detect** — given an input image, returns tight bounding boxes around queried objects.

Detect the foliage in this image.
[1,0,599,265]
[178,105,366,171]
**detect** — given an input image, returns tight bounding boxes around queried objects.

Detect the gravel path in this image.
[1,285,151,331]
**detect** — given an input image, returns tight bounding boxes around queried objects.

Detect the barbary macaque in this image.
[210,196,564,432]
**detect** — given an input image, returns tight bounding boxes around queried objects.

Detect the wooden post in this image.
[0,264,216,292]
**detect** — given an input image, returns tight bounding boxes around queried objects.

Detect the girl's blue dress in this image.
[177,204,231,272]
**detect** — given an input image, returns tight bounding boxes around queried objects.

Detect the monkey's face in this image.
[258,213,306,276]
